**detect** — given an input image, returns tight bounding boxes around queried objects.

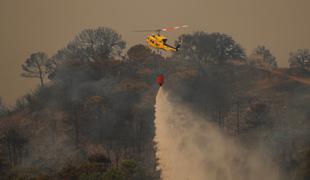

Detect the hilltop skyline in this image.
[1,0,310,104]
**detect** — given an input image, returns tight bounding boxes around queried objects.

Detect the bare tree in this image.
[63,101,84,149]
[248,46,277,70]
[66,27,126,62]
[47,27,126,80]
[21,52,50,86]
[175,32,245,65]
[245,101,269,129]
[1,128,27,166]
[288,49,310,72]
[127,44,153,62]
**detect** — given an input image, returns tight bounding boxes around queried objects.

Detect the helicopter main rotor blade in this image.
[161,25,188,32]
[132,29,161,32]
[133,25,188,33]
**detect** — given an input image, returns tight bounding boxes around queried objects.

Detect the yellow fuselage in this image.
[146,34,177,52]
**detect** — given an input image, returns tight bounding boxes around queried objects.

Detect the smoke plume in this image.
[154,88,283,180]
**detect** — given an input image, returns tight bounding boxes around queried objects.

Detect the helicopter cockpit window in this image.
[163,38,167,44]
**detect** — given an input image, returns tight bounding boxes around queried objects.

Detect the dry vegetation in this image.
[0,27,309,180]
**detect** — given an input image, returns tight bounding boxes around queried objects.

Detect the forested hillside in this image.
[0,27,309,180]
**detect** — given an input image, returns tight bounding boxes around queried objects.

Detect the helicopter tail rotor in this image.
[175,40,183,51]
[176,44,181,51]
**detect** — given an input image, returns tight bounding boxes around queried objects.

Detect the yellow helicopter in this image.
[134,25,188,52]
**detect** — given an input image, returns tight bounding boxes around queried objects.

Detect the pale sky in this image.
[0,0,309,104]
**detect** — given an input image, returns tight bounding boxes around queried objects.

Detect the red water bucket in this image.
[156,74,164,86]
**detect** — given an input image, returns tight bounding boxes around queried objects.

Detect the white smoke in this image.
[154,88,283,180]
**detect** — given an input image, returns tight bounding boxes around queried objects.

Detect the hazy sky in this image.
[0,0,309,104]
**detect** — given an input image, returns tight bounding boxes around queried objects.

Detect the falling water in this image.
[154,88,283,180]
